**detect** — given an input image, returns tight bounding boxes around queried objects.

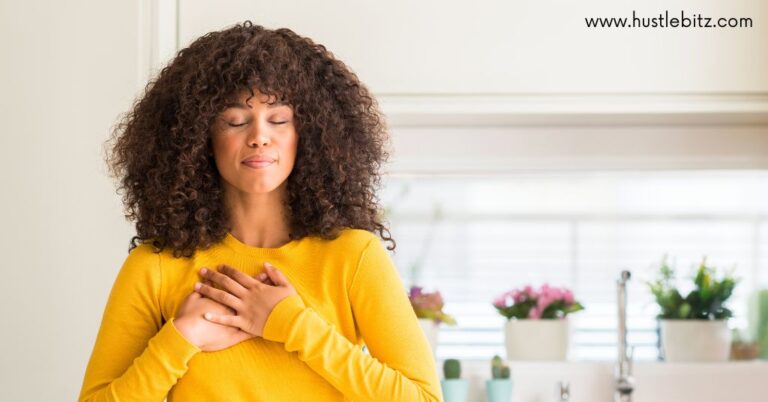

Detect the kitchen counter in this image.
[444,360,768,402]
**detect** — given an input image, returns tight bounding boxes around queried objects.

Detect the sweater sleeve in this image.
[78,244,201,402]
[261,236,442,402]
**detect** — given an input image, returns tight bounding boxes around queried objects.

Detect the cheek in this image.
[288,138,298,159]
[211,138,239,171]
[282,134,299,163]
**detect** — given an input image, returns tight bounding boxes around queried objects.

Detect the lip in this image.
[242,155,277,163]
[242,160,275,169]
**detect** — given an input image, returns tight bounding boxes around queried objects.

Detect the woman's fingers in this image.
[194,281,242,310]
[217,264,260,289]
[264,263,290,288]
[199,267,249,298]
[203,312,245,330]
[255,271,276,286]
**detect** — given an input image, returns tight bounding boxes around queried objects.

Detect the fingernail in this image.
[200,268,207,274]
[194,282,201,290]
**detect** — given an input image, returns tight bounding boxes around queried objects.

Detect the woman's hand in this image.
[194,262,297,337]
[173,281,255,352]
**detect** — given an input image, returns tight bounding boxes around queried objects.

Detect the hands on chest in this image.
[173,262,297,352]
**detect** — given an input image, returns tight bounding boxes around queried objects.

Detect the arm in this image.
[261,236,442,402]
[78,244,201,402]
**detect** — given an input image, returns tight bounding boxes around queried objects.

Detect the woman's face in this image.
[210,89,298,196]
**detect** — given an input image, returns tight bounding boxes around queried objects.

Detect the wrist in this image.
[172,317,202,348]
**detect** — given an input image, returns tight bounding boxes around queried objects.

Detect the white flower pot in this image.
[660,319,731,362]
[504,319,570,361]
[418,318,439,356]
[441,379,469,402]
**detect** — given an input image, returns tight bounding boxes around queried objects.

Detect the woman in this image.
[78,21,441,402]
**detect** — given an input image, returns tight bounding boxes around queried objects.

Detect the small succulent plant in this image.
[490,355,510,379]
[443,359,461,379]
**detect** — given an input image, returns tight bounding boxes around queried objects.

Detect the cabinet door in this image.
[178,0,768,95]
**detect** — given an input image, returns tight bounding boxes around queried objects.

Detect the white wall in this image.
[0,1,144,400]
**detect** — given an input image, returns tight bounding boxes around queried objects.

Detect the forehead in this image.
[224,89,289,110]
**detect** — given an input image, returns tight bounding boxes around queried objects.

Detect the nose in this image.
[246,124,270,148]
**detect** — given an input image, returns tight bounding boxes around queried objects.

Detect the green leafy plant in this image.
[443,359,461,379]
[648,255,737,320]
[490,355,510,379]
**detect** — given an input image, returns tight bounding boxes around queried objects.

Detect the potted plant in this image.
[440,359,469,402]
[648,256,737,362]
[486,355,512,402]
[493,284,584,360]
[409,286,457,355]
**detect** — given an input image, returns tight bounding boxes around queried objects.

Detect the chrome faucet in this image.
[615,270,634,402]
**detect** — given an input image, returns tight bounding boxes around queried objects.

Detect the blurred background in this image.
[1,1,767,401]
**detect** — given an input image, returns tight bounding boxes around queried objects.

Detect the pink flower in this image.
[537,294,553,312]
[493,283,581,320]
[523,285,535,297]
[511,290,523,303]
[493,293,507,309]
[540,283,564,301]
[409,286,457,325]
[409,286,444,311]
[563,289,574,304]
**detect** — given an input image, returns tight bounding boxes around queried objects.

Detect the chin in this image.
[245,185,279,194]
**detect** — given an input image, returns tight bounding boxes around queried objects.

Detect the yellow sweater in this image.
[78,228,442,402]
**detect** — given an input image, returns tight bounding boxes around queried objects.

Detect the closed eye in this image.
[227,121,287,127]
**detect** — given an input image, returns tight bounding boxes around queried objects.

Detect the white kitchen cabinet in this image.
[176,0,768,95]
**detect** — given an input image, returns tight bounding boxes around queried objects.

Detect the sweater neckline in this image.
[222,232,301,256]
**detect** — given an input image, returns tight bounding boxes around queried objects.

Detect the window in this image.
[381,170,768,361]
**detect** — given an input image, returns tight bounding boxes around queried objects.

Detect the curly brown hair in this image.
[105,20,395,258]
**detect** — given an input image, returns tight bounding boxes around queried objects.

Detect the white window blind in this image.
[380,170,768,362]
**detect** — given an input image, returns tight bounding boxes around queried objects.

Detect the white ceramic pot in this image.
[660,319,731,362]
[485,379,513,402]
[418,318,439,356]
[441,379,469,402]
[504,319,570,361]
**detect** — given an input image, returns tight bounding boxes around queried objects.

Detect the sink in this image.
[452,360,768,402]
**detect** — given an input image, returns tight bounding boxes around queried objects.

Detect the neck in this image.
[223,182,291,248]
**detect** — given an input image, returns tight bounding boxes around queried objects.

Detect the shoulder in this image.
[330,228,394,266]
[323,228,388,256]
[125,242,166,264]
[313,228,386,262]
[331,228,379,248]
[116,242,166,282]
